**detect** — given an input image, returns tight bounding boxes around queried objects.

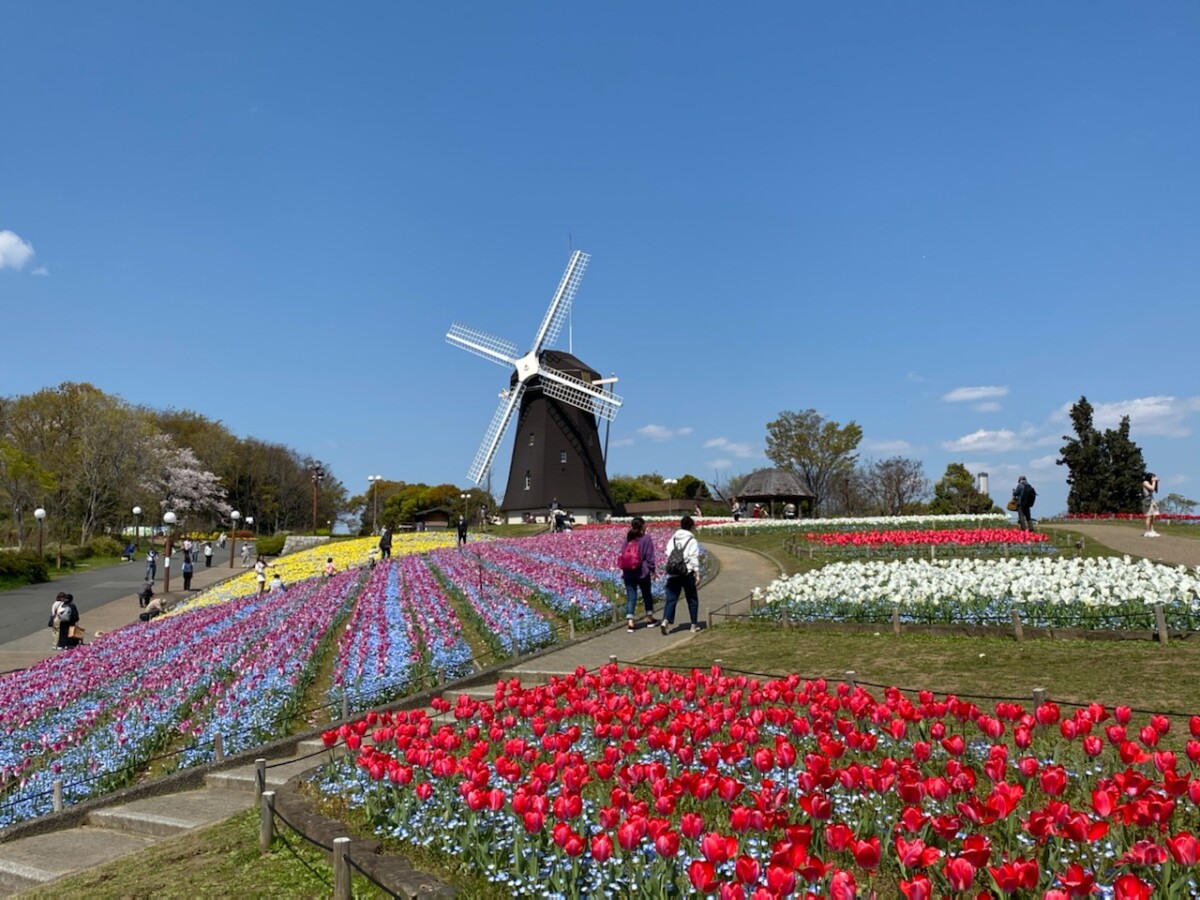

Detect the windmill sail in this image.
[446,324,519,367]
[530,251,589,353]
[468,383,526,485]
[539,365,623,421]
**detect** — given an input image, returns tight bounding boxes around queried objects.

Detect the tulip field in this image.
[322,663,1200,898]
[0,527,686,828]
[4,513,1200,898]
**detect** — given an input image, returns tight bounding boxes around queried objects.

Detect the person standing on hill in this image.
[456,516,468,547]
[145,548,158,582]
[203,541,213,568]
[1143,472,1160,537]
[1013,476,1036,532]
[379,527,393,559]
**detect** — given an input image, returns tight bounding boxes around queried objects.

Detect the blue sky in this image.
[2,3,1197,516]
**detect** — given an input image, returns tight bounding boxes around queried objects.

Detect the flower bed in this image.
[329,557,473,710]
[804,527,1050,548]
[319,665,1200,897]
[0,571,364,825]
[752,556,1200,630]
[698,514,1011,534]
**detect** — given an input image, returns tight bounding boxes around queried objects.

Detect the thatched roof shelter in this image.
[735,468,814,518]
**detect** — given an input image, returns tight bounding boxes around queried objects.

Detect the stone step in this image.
[85,788,250,838]
[0,825,156,893]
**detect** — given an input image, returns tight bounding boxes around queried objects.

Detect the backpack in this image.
[617,539,641,571]
[57,603,77,625]
[1026,486,1036,508]
[665,535,693,577]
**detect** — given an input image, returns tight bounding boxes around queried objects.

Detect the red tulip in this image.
[688,860,718,893]
[590,833,613,862]
[899,874,933,900]
[1057,862,1096,896]
[1113,873,1153,900]
[943,856,976,892]
[851,836,880,871]
[734,854,761,884]
[680,811,705,839]
[765,863,796,895]
[1168,832,1200,866]
[828,869,857,900]
[654,830,680,858]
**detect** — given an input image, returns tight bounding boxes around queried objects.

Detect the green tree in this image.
[765,410,863,515]
[1160,492,1197,515]
[928,463,995,515]
[1057,396,1146,514]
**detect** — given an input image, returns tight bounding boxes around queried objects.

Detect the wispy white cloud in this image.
[31,266,49,276]
[861,439,913,454]
[708,458,732,470]
[0,230,35,271]
[702,436,757,458]
[1056,396,1200,438]
[941,428,1027,453]
[974,401,1001,413]
[637,424,693,442]
[906,372,925,383]
[943,385,1009,403]
[609,437,634,448]
[1026,454,1060,472]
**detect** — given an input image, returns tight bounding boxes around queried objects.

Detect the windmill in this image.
[446,251,622,523]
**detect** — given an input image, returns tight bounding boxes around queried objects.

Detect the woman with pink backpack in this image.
[617,516,657,632]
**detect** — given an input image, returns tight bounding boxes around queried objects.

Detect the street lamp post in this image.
[311,463,325,535]
[246,516,254,538]
[34,508,46,556]
[460,492,469,521]
[367,475,382,533]
[663,479,678,516]
[162,511,177,592]
[228,511,240,567]
[132,506,142,552]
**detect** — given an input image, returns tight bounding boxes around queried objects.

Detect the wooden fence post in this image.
[213,732,224,763]
[341,693,349,721]
[333,836,351,900]
[1011,609,1024,643]
[1154,604,1169,645]
[609,654,618,667]
[259,791,275,853]
[568,619,575,641]
[845,670,856,690]
[891,607,901,636]
[782,605,790,631]
[53,779,63,813]
[1032,688,1045,715]
[255,759,266,802]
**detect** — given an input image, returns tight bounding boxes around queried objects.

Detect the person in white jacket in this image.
[660,515,702,634]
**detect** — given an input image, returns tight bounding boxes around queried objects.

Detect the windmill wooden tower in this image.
[446,251,622,523]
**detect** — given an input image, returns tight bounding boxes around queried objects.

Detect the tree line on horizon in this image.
[611,400,1190,519]
[0,383,348,551]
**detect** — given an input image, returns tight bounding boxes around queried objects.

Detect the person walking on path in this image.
[53,593,82,650]
[618,516,657,632]
[145,548,158,582]
[203,541,213,568]
[240,543,252,567]
[660,515,702,635]
[217,532,227,550]
[182,558,194,591]
[456,516,468,547]
[1143,472,1161,537]
[379,527,393,559]
[1013,476,1036,532]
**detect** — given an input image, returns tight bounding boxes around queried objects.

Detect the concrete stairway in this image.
[0,737,339,896]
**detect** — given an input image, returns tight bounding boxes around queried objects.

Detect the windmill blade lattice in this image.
[530,251,589,353]
[468,383,526,484]
[446,324,519,368]
[539,365,623,421]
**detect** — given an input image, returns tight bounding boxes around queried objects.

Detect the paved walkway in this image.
[0,547,253,674]
[1042,521,1200,566]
